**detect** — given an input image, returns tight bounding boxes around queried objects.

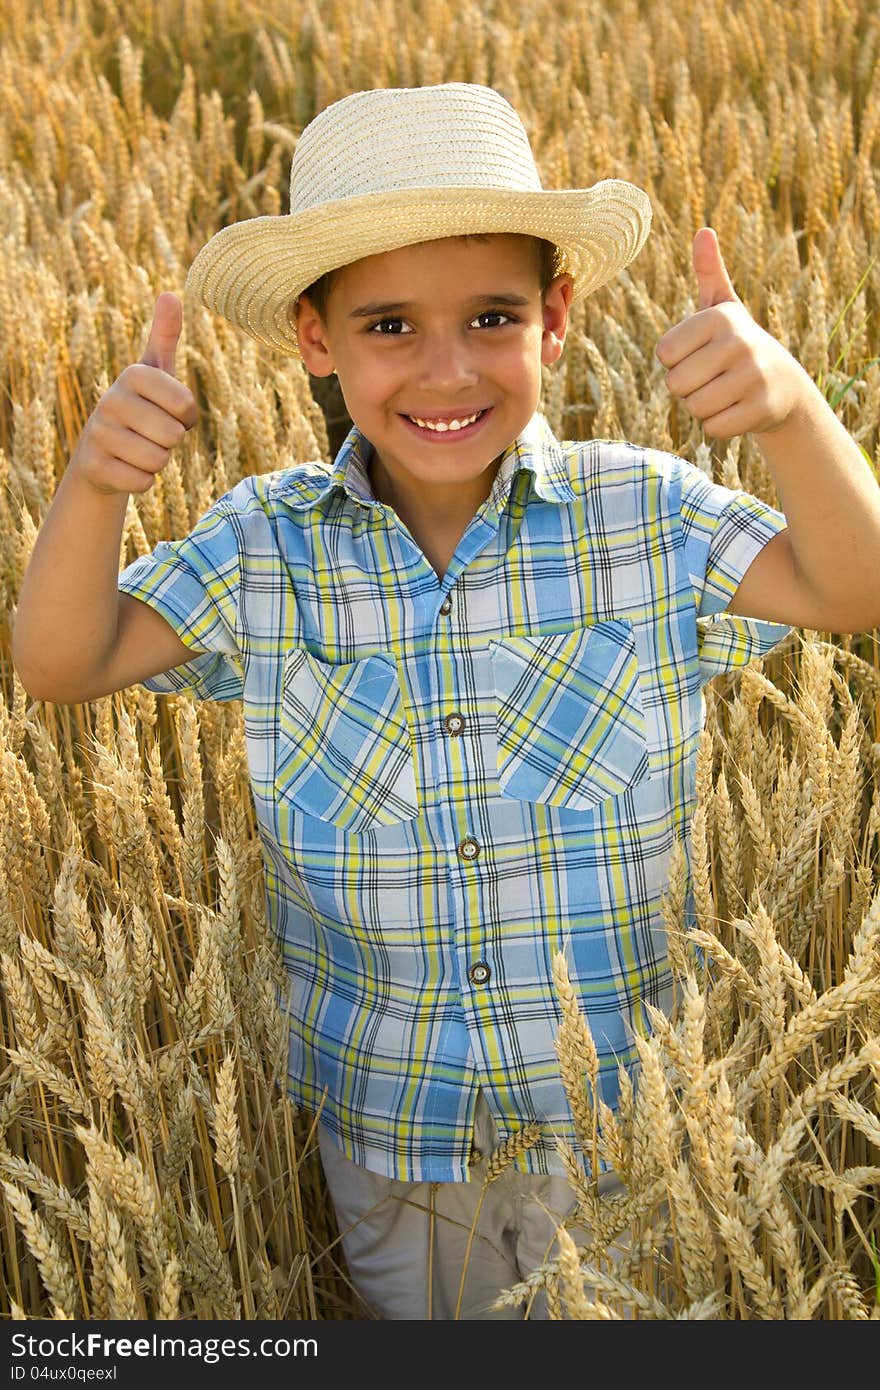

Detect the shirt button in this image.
[444,711,465,736]
[468,960,491,985]
[458,837,480,861]
[439,595,453,615]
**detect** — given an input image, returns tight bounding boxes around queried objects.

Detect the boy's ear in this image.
[291,295,336,377]
[541,274,574,367]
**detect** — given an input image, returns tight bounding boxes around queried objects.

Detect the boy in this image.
[13,83,880,1320]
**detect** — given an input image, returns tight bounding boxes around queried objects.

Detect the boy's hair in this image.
[296,233,563,324]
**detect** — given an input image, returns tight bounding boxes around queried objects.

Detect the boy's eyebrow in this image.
[348,292,532,318]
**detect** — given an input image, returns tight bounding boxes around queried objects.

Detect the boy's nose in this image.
[414,337,480,392]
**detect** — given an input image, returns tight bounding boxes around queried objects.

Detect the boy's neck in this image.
[367,453,503,576]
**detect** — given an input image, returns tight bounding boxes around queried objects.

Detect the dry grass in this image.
[0,0,878,1318]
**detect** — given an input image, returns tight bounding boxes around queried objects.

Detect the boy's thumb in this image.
[693,228,739,311]
[140,292,182,376]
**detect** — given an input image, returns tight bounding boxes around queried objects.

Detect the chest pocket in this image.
[488,620,652,812]
[274,649,419,832]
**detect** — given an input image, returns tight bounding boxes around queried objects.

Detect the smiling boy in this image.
[292,232,572,578]
[12,83,880,1320]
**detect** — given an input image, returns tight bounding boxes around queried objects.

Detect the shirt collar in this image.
[267,410,576,510]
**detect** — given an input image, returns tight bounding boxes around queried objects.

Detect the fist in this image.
[72,292,198,496]
[655,228,812,439]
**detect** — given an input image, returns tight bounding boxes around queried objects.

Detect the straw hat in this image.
[184,83,652,358]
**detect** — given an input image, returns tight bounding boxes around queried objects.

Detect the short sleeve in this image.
[117,491,243,701]
[661,452,795,684]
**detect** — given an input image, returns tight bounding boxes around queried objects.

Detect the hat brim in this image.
[184,180,652,357]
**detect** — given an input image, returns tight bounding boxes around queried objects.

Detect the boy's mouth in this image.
[399,407,491,440]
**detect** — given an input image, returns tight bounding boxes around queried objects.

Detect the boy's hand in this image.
[71,292,198,496]
[655,228,814,439]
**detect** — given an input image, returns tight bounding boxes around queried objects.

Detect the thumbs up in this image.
[70,291,198,496]
[654,228,806,439]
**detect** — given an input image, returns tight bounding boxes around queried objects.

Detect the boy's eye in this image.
[472,311,514,329]
[366,310,516,335]
[368,318,412,335]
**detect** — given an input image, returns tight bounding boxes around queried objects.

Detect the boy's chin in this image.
[396,452,499,479]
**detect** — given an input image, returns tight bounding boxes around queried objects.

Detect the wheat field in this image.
[0,0,879,1320]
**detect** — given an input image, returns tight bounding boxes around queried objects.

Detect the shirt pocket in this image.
[274,648,420,832]
[488,620,652,812]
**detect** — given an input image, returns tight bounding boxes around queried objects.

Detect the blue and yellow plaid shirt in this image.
[117,411,792,1181]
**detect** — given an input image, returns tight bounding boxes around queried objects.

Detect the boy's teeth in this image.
[409,411,481,432]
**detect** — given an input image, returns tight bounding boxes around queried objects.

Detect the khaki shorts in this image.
[317,1092,623,1320]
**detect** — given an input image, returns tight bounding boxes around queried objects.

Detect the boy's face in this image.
[294,234,573,509]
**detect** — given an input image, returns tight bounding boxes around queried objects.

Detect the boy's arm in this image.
[727,385,880,631]
[12,293,200,704]
[12,466,196,704]
[656,228,880,634]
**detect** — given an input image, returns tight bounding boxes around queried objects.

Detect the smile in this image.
[400,408,491,440]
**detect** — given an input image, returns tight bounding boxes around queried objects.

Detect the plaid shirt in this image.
[117,411,792,1181]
